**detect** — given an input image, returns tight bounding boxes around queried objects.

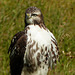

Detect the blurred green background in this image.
[0,0,75,75]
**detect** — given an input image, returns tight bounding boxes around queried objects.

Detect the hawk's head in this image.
[25,6,44,27]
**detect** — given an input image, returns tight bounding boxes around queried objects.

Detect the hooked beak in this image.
[26,13,31,19]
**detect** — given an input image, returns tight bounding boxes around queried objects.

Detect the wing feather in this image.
[8,31,27,75]
[8,31,25,53]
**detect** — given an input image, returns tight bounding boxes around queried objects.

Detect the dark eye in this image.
[31,14,37,16]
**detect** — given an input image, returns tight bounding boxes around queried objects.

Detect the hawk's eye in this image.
[31,14,37,16]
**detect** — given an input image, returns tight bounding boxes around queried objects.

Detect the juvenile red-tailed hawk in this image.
[8,6,59,75]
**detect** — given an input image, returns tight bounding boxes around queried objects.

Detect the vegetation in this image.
[0,0,75,75]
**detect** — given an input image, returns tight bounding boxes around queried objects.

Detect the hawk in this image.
[8,6,59,75]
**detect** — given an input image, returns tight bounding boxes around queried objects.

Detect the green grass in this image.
[0,0,75,75]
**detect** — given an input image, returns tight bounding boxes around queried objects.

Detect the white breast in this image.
[27,25,53,46]
[22,25,58,75]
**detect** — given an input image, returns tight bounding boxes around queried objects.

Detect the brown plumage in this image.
[8,6,59,75]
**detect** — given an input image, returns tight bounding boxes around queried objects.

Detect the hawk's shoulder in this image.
[8,31,25,54]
